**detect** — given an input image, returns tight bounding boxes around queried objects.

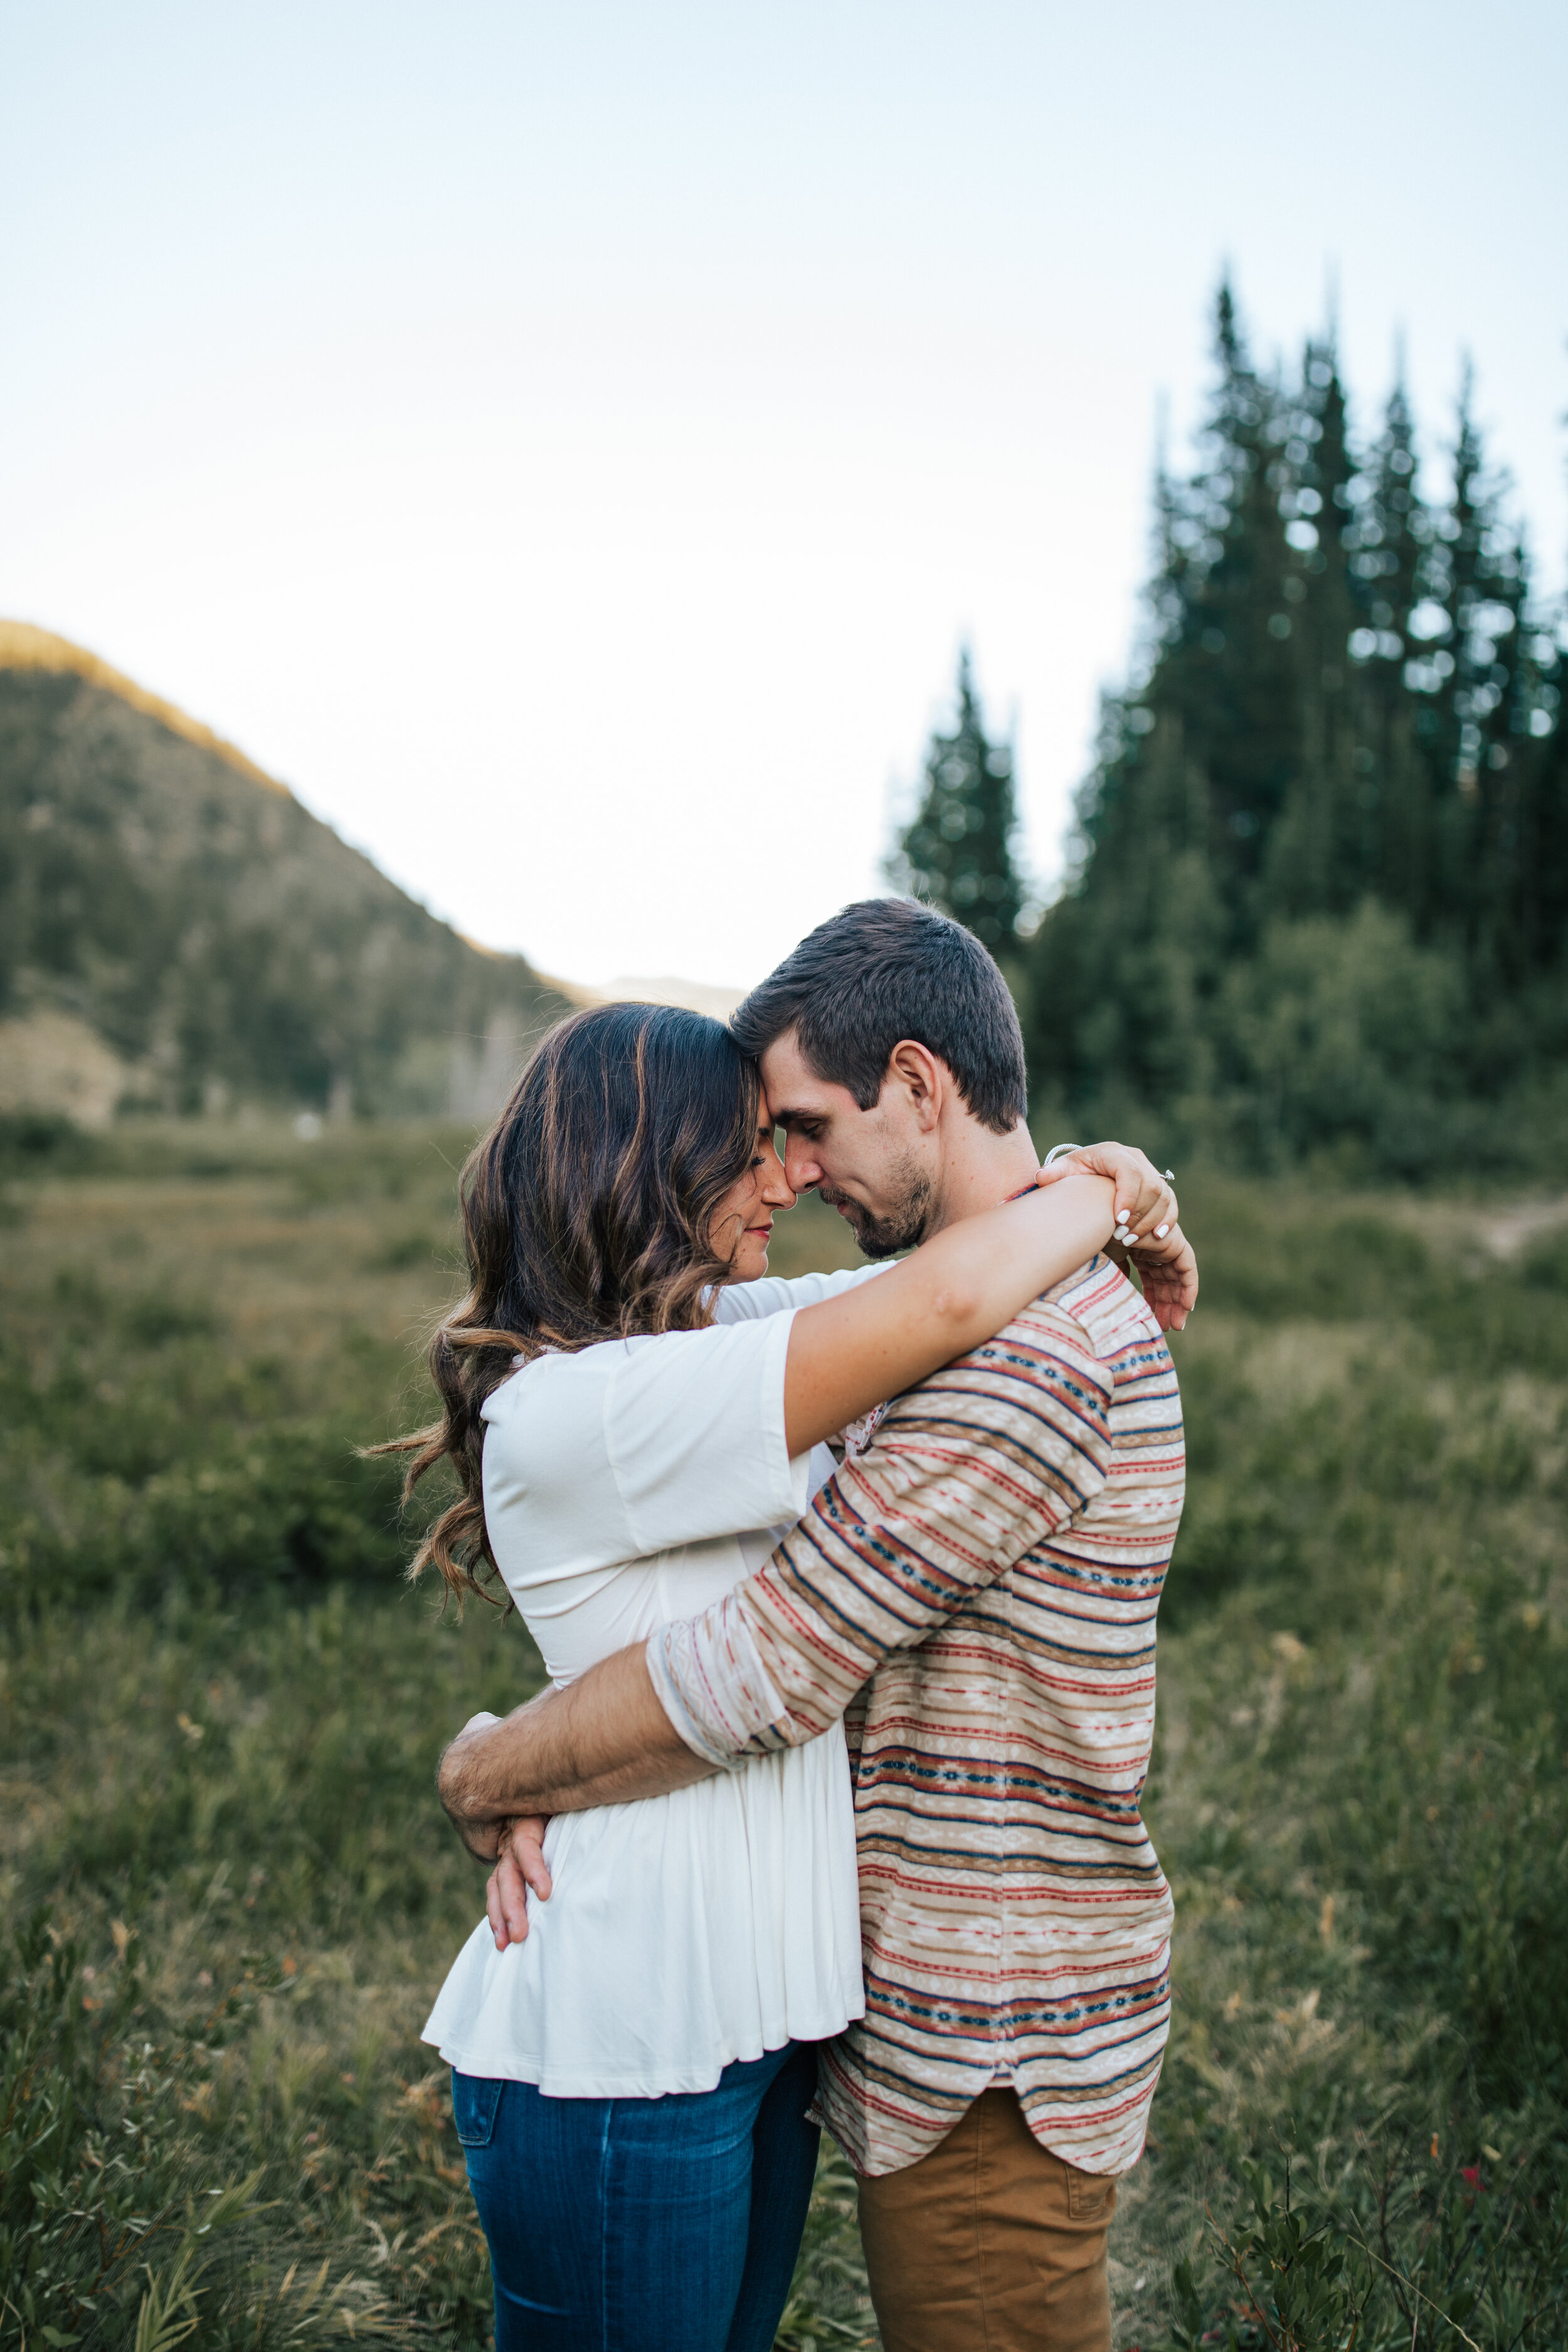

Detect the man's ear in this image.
[885,1040,945,1132]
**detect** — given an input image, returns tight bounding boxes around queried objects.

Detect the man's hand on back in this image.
[438,1647,714,1876]
[440,1712,512,1861]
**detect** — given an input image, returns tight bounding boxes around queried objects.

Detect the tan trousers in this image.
[856,2090,1119,2352]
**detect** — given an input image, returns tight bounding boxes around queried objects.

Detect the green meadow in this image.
[3,1117,1565,2348]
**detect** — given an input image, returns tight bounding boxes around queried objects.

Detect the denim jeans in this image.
[452,2042,820,2352]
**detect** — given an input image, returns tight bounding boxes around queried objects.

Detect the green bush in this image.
[1216,903,1470,1176]
[0,1111,105,1175]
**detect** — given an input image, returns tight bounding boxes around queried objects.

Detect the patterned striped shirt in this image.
[649,1253,1184,2179]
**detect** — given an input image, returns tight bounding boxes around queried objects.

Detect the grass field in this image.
[3,1116,1565,2348]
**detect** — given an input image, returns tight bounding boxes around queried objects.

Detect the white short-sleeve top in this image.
[421,1264,885,2097]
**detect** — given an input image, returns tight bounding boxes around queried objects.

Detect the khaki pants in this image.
[857,2090,1119,2352]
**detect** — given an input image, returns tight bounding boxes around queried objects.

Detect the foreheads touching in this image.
[733,899,1028,1256]
[732,897,1026,1136]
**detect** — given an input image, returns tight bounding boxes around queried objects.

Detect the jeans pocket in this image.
[451,2070,505,2149]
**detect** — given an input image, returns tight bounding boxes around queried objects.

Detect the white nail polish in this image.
[1155,1224,1169,1239]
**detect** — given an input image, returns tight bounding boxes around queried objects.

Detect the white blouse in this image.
[421,1264,884,2097]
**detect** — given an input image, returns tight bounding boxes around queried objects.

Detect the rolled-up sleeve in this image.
[648,1306,1113,1765]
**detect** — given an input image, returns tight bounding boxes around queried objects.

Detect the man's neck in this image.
[928,1118,1042,1233]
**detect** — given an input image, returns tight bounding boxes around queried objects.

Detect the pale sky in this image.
[3,1,1564,990]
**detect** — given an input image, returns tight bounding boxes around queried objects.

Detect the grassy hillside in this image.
[2,1125,1565,2346]
[0,634,569,1121]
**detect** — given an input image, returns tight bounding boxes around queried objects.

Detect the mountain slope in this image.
[0,622,571,1121]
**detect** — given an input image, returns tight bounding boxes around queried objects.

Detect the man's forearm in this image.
[438,1642,712,1850]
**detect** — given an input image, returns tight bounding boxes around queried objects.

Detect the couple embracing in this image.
[391,897,1197,2352]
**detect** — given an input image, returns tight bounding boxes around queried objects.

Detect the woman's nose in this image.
[761,1141,797,1210]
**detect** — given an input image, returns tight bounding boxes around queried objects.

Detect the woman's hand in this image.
[484,1814,553,1951]
[1036,1142,1177,1244]
[1039,1145,1195,1331]
[1123,1222,1197,1331]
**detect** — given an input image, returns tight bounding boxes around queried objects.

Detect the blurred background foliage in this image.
[900,280,1567,1180]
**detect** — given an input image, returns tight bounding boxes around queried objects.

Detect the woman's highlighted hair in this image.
[376,1002,760,1608]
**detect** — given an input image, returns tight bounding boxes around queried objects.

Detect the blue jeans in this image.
[452,2042,820,2352]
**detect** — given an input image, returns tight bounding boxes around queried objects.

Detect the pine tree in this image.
[1360,368,1426,647]
[1168,282,1301,918]
[1020,276,1567,1173]
[886,650,1024,955]
[1417,368,1535,968]
[1439,369,1519,787]
[1520,642,1568,979]
[1359,369,1434,926]
[1264,334,1362,914]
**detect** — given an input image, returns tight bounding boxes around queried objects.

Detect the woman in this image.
[388,1002,1182,2352]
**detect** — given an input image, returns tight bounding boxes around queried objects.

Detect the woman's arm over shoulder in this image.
[709,1263,891,1323]
[782,1172,1122,1456]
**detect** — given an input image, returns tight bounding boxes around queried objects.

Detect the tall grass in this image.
[2,1121,1564,2346]
[1122,1191,1568,2349]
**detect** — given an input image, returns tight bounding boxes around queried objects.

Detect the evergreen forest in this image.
[898,284,1567,1177]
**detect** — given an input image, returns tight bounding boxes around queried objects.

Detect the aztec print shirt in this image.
[649,1251,1185,2180]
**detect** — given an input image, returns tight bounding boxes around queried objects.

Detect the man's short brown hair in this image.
[731,898,1027,1135]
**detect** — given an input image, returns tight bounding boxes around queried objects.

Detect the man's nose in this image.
[783,1136,822,1192]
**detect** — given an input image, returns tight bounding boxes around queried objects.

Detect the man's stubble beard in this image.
[819,1156,937,1260]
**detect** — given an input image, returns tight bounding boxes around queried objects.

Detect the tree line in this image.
[892,282,1567,1174]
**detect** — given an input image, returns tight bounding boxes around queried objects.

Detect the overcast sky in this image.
[3,1,1564,989]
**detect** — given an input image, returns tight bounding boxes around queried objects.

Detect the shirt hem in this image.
[817,2096,1151,2181]
[426,2000,863,2100]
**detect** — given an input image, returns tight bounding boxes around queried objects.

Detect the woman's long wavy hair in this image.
[379,1001,761,1608]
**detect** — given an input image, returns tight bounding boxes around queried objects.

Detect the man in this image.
[440,898,1190,2352]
